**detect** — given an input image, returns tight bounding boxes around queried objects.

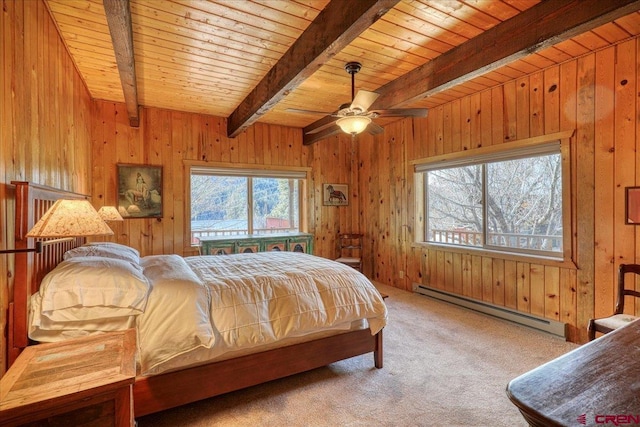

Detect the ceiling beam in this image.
[227,0,401,138]
[303,125,343,146]
[372,0,640,110]
[103,0,140,127]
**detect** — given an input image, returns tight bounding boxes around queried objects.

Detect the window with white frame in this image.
[415,141,564,258]
[189,166,306,244]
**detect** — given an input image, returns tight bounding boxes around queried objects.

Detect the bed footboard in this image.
[134,328,383,417]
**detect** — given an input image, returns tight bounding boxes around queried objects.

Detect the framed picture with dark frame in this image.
[626,187,640,225]
[323,183,349,206]
[117,164,163,218]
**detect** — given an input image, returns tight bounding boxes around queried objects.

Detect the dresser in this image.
[0,329,136,427]
[200,233,313,255]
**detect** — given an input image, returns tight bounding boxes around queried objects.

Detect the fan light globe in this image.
[336,116,371,135]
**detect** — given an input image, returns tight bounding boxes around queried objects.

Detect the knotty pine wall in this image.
[89,102,323,258]
[1,0,93,373]
[90,103,367,259]
[358,37,639,343]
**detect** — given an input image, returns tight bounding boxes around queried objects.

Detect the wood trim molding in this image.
[184,160,312,174]
[410,130,576,167]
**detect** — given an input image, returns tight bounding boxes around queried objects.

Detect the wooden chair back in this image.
[614,264,640,314]
[588,263,640,340]
[335,233,363,272]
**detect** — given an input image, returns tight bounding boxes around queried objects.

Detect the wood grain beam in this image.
[303,125,342,146]
[103,0,139,127]
[227,0,401,138]
[372,0,640,110]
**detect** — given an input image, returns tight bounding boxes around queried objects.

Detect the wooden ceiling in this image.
[46,0,640,143]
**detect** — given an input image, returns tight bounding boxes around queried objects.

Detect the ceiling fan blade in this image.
[285,108,330,115]
[350,90,379,112]
[303,125,342,145]
[304,115,338,135]
[367,122,384,135]
[370,108,428,118]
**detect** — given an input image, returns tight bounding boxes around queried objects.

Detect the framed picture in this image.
[323,183,348,206]
[117,164,163,218]
[626,187,640,225]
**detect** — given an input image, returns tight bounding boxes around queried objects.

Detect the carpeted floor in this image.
[137,284,577,426]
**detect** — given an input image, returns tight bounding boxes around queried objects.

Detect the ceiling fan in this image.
[289,62,428,145]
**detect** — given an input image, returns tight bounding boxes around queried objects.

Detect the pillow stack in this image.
[29,242,150,342]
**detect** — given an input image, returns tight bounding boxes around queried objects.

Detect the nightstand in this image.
[0,329,136,427]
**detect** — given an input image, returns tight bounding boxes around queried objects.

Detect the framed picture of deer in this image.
[323,183,348,206]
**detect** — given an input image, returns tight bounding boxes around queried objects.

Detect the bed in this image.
[6,181,387,418]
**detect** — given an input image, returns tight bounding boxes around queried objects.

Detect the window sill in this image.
[410,241,577,270]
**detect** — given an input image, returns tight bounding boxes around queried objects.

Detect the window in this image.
[416,141,564,258]
[189,165,307,244]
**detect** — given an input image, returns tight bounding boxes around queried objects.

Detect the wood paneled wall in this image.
[90,103,318,257]
[308,135,363,256]
[359,37,639,343]
[1,0,93,374]
[90,100,375,265]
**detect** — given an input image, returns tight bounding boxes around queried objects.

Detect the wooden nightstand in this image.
[0,329,136,427]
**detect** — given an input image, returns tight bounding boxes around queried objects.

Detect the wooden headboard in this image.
[7,181,88,367]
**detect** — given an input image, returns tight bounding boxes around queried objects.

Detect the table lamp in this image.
[0,199,114,254]
[98,206,125,222]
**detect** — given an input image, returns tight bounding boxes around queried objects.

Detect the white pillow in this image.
[64,242,140,267]
[137,255,215,374]
[30,294,136,336]
[83,241,140,257]
[39,257,150,322]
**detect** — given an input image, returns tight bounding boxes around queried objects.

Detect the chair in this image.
[335,233,363,272]
[587,264,640,341]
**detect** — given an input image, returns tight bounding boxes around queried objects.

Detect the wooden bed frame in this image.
[7,181,384,418]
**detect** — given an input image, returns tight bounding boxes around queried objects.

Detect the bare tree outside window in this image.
[425,152,563,256]
[486,155,562,252]
[428,165,483,246]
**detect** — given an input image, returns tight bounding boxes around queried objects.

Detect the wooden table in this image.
[506,319,640,427]
[0,329,136,427]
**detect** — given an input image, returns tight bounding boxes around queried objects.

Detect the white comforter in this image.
[137,252,387,375]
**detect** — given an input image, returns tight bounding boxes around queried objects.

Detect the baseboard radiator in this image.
[413,283,567,339]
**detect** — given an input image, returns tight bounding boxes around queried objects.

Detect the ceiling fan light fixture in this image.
[336,116,371,135]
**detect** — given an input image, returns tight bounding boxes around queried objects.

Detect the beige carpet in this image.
[137,284,577,427]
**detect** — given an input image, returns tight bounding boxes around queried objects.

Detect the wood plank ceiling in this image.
[46,0,640,143]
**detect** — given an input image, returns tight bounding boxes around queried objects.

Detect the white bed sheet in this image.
[140,252,387,375]
[30,251,388,376]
